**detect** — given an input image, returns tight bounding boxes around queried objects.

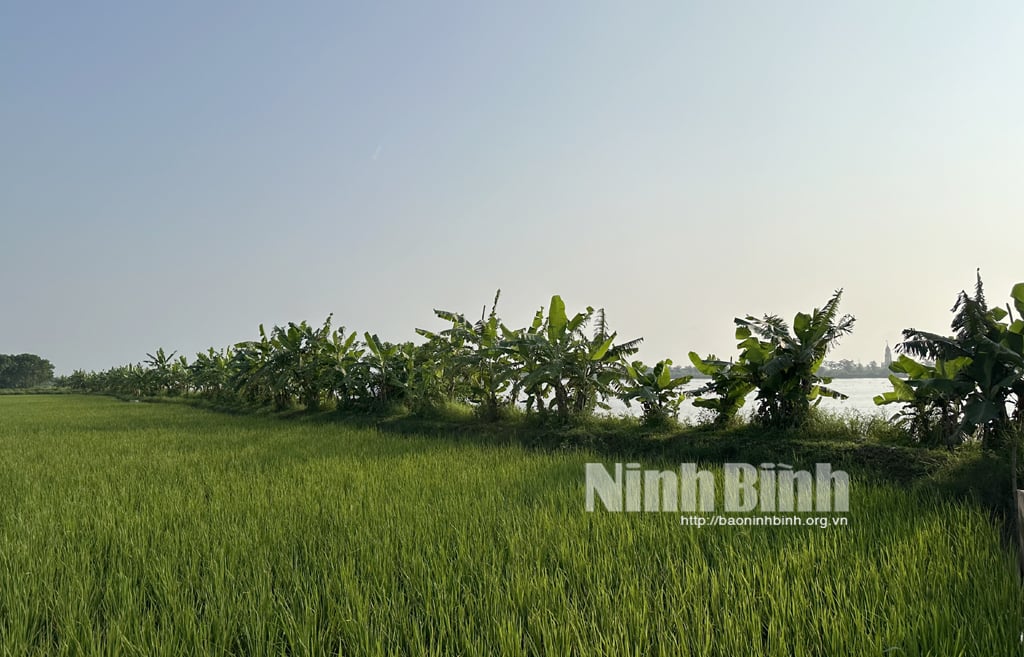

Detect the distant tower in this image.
[883,342,892,368]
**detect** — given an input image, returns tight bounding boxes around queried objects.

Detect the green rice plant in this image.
[0,395,1021,656]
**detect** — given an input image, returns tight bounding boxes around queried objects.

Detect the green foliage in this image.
[231,325,289,409]
[60,290,874,429]
[226,318,367,411]
[686,353,755,427]
[617,359,691,425]
[403,338,457,414]
[0,353,55,388]
[506,296,642,419]
[416,290,515,420]
[355,333,412,407]
[872,355,973,446]
[143,348,188,396]
[736,290,855,428]
[876,272,1024,448]
[416,293,642,421]
[690,290,854,429]
[188,347,233,401]
[266,317,358,411]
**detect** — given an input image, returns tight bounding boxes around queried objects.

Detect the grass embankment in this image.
[0,395,1021,656]
[0,387,69,395]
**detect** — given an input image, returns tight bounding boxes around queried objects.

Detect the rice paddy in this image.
[0,395,1021,656]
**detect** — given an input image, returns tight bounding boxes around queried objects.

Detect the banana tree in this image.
[617,359,691,425]
[324,326,364,408]
[357,333,412,406]
[231,325,289,408]
[416,290,515,420]
[734,290,855,428]
[688,290,853,429]
[686,353,755,427]
[189,347,233,400]
[263,316,365,411]
[506,295,641,418]
[890,274,1024,447]
[144,348,183,396]
[1007,282,1024,423]
[402,338,458,413]
[873,354,974,446]
[103,363,155,398]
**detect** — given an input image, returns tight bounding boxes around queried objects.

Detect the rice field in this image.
[0,395,1021,656]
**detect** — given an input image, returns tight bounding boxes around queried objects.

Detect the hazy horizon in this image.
[3,2,1022,375]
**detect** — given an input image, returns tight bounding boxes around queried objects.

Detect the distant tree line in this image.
[818,360,892,378]
[670,358,891,380]
[0,354,55,388]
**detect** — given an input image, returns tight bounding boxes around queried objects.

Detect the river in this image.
[603,377,896,422]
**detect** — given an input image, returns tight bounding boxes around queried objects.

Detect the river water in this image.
[604,377,896,422]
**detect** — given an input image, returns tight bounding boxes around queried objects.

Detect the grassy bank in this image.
[0,395,1022,655]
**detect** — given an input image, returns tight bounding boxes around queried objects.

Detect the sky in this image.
[2,2,1022,374]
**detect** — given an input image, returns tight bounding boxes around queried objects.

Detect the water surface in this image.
[606,377,896,422]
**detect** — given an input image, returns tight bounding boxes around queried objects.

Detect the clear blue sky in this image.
[2,2,1022,374]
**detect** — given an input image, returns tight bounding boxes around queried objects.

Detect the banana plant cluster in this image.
[188,348,233,401]
[688,290,855,428]
[506,299,643,418]
[64,317,372,411]
[354,333,410,407]
[419,293,643,420]
[58,281,1024,442]
[230,317,365,410]
[874,274,1024,447]
[63,349,190,398]
[873,355,973,446]
[684,354,754,427]
[60,293,645,422]
[143,348,189,396]
[415,291,515,420]
[616,359,692,425]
